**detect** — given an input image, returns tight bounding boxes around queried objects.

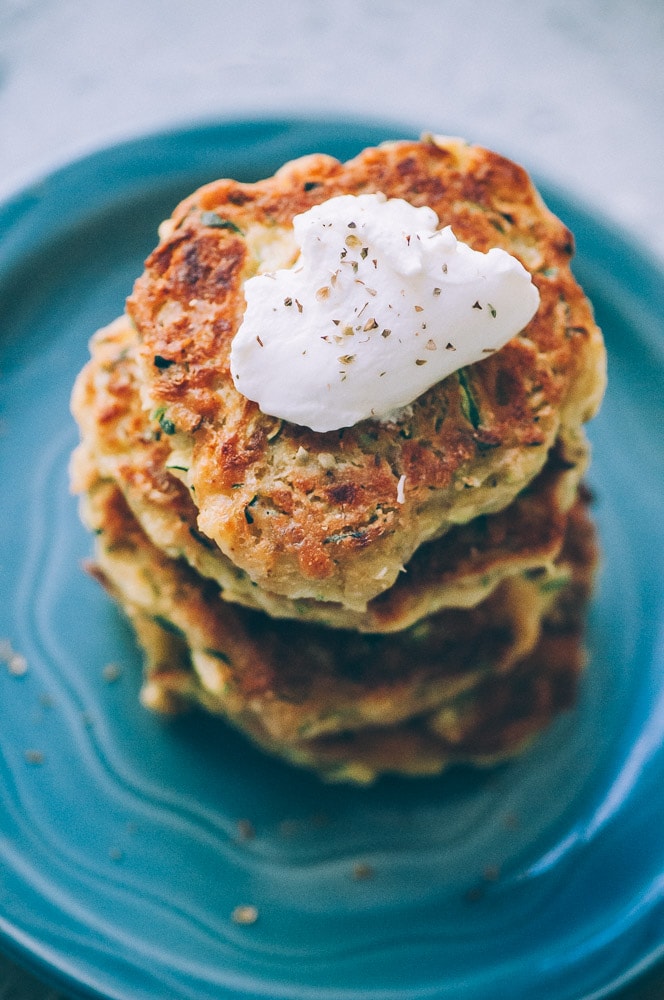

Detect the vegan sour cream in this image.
[230,193,539,432]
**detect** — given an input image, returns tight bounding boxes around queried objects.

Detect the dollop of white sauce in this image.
[230,193,539,432]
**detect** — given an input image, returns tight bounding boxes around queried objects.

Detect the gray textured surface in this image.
[1,0,663,263]
[1,1,662,997]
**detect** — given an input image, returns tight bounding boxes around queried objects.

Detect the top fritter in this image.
[127,135,606,610]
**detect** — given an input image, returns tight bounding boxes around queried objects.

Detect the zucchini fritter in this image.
[71,314,589,632]
[122,137,604,609]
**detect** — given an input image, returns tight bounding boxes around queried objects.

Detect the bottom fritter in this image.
[82,479,598,783]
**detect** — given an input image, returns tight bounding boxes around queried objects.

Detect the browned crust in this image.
[85,476,597,782]
[124,136,605,607]
[82,473,596,751]
[283,622,589,781]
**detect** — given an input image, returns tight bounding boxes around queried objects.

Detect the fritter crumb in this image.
[231,904,259,925]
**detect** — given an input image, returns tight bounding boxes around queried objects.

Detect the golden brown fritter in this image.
[81,473,591,755]
[126,135,605,609]
[282,622,590,783]
[81,476,597,783]
[71,314,589,632]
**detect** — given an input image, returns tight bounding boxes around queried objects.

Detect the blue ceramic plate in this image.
[1,118,663,1000]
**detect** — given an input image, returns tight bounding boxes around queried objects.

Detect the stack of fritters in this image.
[71,136,606,782]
